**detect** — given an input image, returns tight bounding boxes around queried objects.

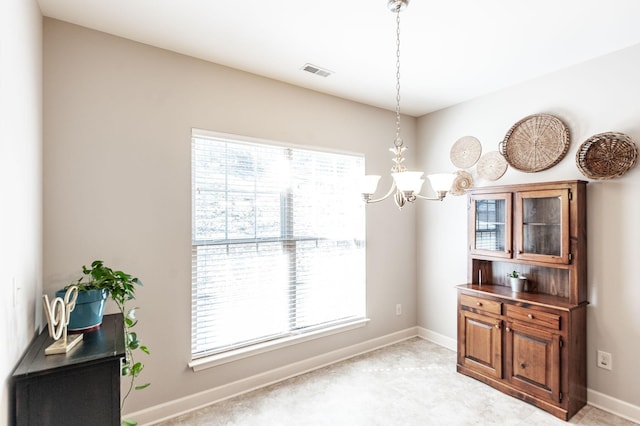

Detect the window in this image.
[191,130,366,360]
[475,199,505,251]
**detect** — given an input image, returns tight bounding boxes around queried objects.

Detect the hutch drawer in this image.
[506,305,561,331]
[460,293,502,315]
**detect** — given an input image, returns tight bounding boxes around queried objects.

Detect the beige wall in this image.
[38,13,640,425]
[42,19,419,420]
[0,0,42,424]
[416,43,640,417]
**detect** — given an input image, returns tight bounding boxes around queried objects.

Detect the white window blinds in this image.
[191,131,366,358]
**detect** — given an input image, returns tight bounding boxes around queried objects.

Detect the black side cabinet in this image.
[12,313,125,426]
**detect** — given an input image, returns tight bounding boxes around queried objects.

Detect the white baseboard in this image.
[416,326,456,351]
[130,327,640,425]
[587,388,640,424]
[131,327,420,425]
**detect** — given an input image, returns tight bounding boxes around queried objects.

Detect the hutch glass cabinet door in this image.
[469,193,512,258]
[515,189,570,264]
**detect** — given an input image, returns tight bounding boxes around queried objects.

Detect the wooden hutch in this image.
[456,180,587,420]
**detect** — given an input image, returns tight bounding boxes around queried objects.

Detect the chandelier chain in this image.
[394,7,402,149]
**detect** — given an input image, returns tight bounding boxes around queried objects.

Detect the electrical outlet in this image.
[395,304,402,316]
[597,350,612,370]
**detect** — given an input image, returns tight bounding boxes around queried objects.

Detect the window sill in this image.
[189,317,370,372]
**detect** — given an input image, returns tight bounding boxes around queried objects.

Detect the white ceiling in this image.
[37,0,640,117]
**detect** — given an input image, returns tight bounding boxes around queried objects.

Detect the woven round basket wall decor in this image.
[450,136,482,169]
[576,132,638,180]
[500,114,570,172]
[476,151,508,181]
[450,170,474,196]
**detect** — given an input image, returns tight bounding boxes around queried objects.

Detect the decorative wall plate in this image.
[450,136,482,169]
[450,170,474,196]
[500,114,570,172]
[576,132,638,180]
[477,151,507,181]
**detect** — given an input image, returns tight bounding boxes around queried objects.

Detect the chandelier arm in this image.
[364,181,398,204]
[414,192,447,202]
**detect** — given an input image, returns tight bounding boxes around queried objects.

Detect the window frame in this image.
[190,129,369,371]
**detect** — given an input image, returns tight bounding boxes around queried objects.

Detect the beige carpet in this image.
[156,338,637,425]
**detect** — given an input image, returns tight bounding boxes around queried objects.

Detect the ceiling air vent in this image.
[302,63,333,78]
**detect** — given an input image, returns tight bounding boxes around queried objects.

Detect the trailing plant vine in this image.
[71,260,150,426]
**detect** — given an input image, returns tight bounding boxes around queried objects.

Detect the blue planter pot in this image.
[56,288,108,332]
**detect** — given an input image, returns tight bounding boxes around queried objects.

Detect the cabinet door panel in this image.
[507,321,561,403]
[515,189,570,264]
[459,310,503,379]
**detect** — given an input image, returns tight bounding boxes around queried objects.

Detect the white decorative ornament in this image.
[42,286,83,355]
[450,170,474,196]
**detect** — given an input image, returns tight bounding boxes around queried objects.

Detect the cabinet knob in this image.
[506,327,511,332]
[517,250,523,254]
[527,314,534,319]
[520,363,526,369]
[476,302,482,306]
[506,249,511,254]
[495,323,500,329]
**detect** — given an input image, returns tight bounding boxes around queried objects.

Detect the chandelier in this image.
[361,0,455,209]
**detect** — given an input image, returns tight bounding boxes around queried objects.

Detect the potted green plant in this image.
[64,260,150,425]
[507,270,527,292]
[55,285,107,332]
